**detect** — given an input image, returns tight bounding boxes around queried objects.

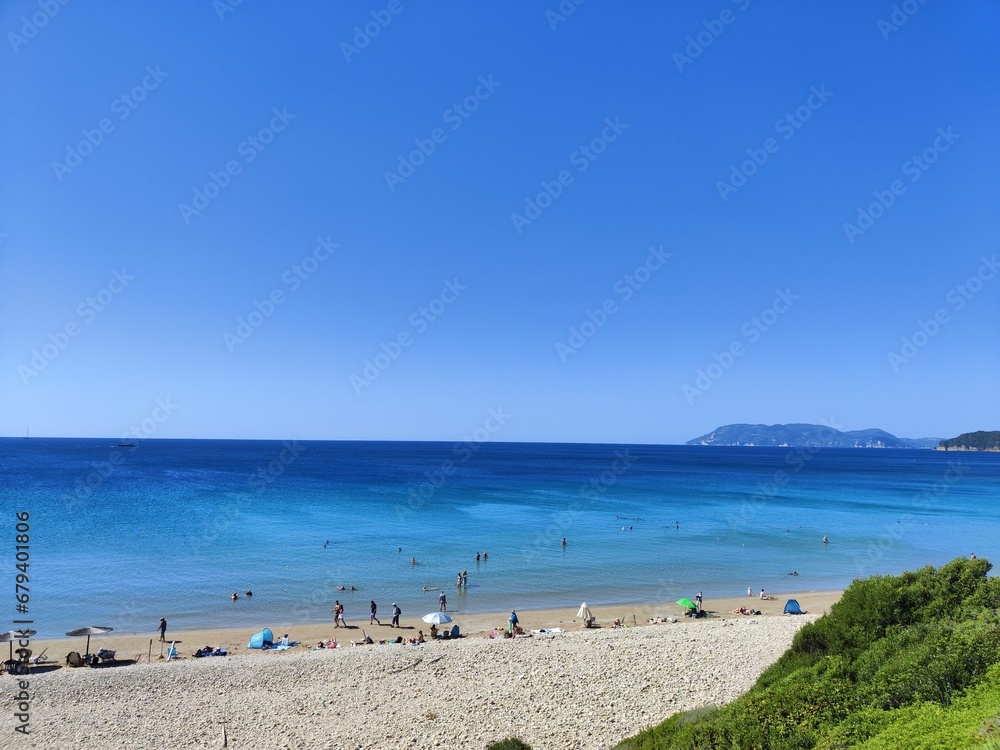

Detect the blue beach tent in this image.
[248,628,274,649]
[783,599,803,615]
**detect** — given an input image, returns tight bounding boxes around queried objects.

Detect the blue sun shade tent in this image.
[783,599,803,615]
[248,628,273,649]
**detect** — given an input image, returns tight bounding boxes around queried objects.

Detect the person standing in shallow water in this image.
[439,591,447,611]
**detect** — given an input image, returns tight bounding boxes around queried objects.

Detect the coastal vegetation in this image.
[615,557,1000,749]
[936,431,1000,452]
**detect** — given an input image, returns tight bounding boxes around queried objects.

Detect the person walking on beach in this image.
[370,600,380,625]
[391,603,401,627]
[695,591,703,610]
[331,600,343,627]
[439,591,447,611]
[158,618,167,643]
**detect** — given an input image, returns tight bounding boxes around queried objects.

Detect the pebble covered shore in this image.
[3,615,816,750]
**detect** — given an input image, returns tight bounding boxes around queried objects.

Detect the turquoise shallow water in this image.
[1,438,997,637]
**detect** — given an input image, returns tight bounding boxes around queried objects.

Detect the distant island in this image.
[687,423,941,449]
[935,431,1000,452]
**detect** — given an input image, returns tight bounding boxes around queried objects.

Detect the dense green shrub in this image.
[615,558,1000,750]
[485,738,532,750]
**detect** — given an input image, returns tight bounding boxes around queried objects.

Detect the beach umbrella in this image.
[66,626,113,655]
[577,603,593,620]
[0,629,37,662]
[421,612,453,625]
[676,598,697,610]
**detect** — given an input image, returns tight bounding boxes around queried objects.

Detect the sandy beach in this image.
[3,591,836,749]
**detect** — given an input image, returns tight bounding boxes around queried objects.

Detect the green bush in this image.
[615,558,1000,750]
[486,738,532,750]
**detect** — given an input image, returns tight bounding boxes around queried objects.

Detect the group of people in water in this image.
[230,590,252,601]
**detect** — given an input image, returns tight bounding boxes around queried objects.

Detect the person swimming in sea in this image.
[231,592,238,601]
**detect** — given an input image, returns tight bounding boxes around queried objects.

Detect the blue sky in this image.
[2,0,998,443]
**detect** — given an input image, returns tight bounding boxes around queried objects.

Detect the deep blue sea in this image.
[1,438,997,638]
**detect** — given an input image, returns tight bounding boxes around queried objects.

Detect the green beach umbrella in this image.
[676,598,697,610]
